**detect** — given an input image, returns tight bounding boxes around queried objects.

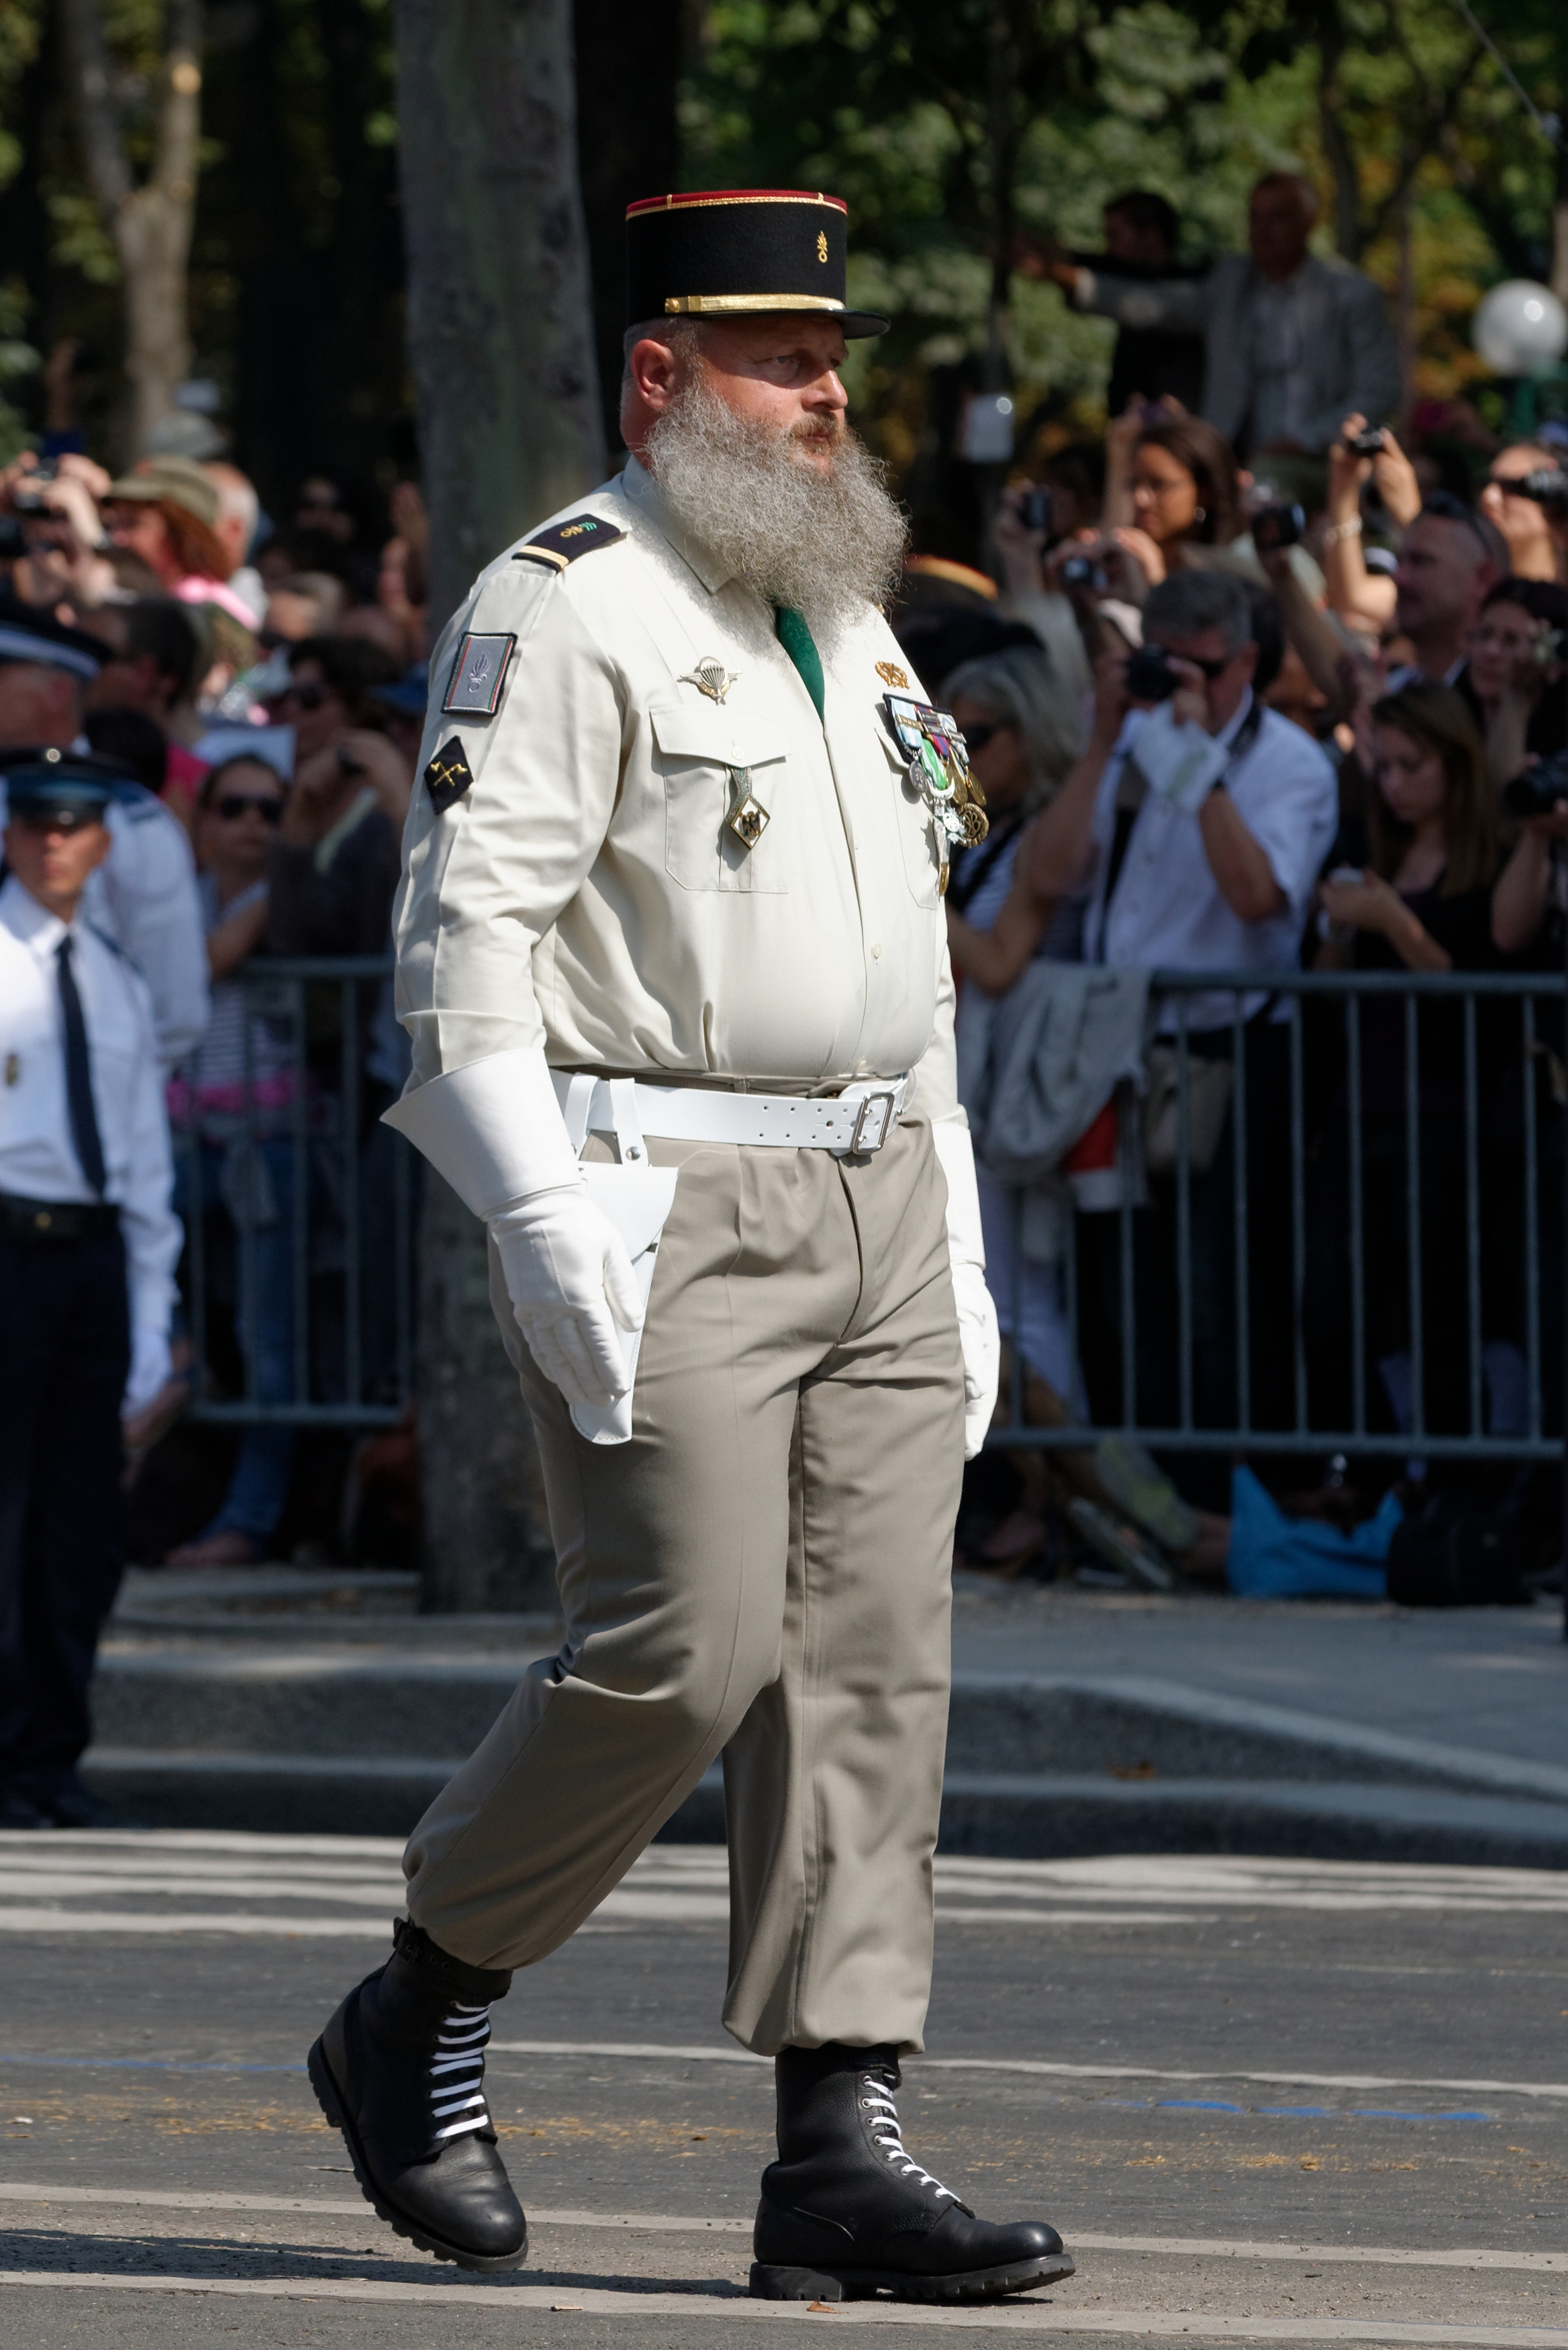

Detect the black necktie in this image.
[56,934,107,1198]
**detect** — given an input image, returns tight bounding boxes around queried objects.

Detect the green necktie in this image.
[774,605,826,724]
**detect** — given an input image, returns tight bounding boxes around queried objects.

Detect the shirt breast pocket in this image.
[883,731,944,907]
[650,701,789,894]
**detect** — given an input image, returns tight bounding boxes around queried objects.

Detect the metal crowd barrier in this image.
[175,959,1567,1467]
[988,967,1567,1466]
[177,956,415,1429]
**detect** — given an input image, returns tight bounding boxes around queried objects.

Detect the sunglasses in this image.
[213,792,283,822]
[961,720,1009,753]
[279,679,329,711]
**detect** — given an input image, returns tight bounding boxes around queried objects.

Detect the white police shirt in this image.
[0,774,208,1070]
[1082,689,1338,1031]
[0,872,181,1344]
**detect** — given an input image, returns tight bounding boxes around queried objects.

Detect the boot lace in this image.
[428,2000,493,2143]
[859,2073,958,2202]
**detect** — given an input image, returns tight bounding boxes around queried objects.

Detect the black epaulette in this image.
[87,921,126,960]
[512,514,626,571]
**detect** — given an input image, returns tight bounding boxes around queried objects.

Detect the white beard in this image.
[644,373,908,644]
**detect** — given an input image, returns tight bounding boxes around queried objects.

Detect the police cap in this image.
[1,745,125,829]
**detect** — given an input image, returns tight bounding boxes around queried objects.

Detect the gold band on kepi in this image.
[625,187,889,339]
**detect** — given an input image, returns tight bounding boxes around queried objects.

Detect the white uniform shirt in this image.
[395,455,957,1119]
[0,776,209,1070]
[0,873,181,1339]
[1083,690,1338,1029]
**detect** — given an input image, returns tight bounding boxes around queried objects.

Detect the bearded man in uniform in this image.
[308,188,1075,2309]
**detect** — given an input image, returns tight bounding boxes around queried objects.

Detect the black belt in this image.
[0,1189,119,1243]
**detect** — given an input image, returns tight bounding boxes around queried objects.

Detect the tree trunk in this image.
[393,0,605,623]
[392,0,604,1611]
[415,1176,559,1613]
[60,0,202,456]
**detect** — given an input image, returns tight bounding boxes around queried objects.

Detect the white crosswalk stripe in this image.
[3,1833,1568,1937]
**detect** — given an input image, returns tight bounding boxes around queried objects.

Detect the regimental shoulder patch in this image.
[442,632,517,717]
[424,735,475,814]
[512,513,626,571]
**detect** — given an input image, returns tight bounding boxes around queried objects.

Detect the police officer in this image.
[309,191,1073,2306]
[0,749,181,1828]
[0,599,208,1069]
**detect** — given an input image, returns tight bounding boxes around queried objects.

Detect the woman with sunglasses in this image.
[164,755,301,1567]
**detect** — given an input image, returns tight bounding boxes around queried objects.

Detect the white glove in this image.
[951,1258,1001,1459]
[123,1324,173,1419]
[491,1182,643,1410]
[932,1120,1001,1459]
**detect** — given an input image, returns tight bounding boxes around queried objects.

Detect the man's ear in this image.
[626,336,684,416]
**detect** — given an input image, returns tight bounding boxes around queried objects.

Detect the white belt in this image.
[551,1071,913,1160]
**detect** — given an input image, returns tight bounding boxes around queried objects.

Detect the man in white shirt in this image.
[0,598,208,1068]
[1024,568,1337,1463]
[0,749,181,1830]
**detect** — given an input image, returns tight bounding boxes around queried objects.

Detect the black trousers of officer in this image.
[0,1220,130,1796]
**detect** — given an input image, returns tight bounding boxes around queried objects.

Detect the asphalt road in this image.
[1,1834,1565,2348]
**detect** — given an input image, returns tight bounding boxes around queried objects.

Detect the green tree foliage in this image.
[681,0,1568,461]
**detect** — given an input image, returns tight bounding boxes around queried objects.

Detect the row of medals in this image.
[884,692,989,893]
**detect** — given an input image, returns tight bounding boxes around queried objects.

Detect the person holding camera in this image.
[1019,568,1337,1465]
[1479,445,1567,587]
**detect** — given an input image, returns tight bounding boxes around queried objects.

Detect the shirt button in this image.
[871,943,883,959]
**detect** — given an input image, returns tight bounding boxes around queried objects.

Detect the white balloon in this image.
[1473,279,1568,375]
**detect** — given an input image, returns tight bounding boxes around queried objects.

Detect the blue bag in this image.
[1224,1466,1401,1599]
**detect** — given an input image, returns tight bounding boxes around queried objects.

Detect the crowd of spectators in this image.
[0,442,428,1565]
[6,178,1567,1589]
[915,169,1568,1582]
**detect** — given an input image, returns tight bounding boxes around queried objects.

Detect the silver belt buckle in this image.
[848,1090,897,1154]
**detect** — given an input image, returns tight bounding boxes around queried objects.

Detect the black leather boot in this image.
[751,2043,1074,2304]
[307,1917,527,2272]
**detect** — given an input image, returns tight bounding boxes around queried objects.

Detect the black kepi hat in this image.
[626,189,889,338]
[1,744,125,828]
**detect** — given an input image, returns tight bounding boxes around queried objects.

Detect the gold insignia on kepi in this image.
[816,231,829,263]
[441,632,517,718]
[681,657,738,705]
[875,661,909,688]
[424,735,475,814]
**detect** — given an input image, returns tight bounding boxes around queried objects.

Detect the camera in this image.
[11,459,59,516]
[1059,552,1106,592]
[1250,500,1305,555]
[1346,427,1386,457]
[1514,467,1568,514]
[1019,485,1054,534]
[1124,644,1180,702]
[1502,749,1568,822]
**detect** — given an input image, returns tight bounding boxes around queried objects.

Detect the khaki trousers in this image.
[403,1114,965,2055]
